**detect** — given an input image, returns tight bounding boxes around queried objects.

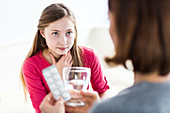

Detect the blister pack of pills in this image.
[42,65,71,102]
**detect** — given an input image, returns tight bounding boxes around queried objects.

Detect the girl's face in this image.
[41,17,75,57]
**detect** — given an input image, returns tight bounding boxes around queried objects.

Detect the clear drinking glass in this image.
[63,67,91,107]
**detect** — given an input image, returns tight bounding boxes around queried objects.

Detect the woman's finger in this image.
[42,92,52,102]
[56,97,64,106]
[49,95,56,105]
[81,90,98,97]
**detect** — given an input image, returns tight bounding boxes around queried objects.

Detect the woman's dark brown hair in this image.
[106,0,170,75]
[20,3,83,99]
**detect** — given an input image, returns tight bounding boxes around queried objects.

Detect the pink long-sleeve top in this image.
[22,46,109,113]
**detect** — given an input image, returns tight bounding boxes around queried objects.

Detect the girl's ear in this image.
[40,30,45,38]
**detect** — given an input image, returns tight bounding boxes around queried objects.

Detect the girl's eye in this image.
[52,32,59,36]
[66,31,73,35]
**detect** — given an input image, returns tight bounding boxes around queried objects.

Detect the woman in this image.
[91,0,170,113]
[20,3,109,113]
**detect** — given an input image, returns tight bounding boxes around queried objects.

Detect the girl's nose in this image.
[59,35,67,44]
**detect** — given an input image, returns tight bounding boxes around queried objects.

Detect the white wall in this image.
[0,0,109,45]
[0,1,135,112]
[0,0,111,112]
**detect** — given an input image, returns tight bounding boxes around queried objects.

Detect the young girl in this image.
[20,3,109,113]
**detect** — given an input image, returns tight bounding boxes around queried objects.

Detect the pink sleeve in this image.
[22,59,48,113]
[90,52,109,94]
[83,48,109,94]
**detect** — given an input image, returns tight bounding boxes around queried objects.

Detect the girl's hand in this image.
[49,52,73,79]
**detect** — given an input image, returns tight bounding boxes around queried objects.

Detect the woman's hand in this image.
[65,90,100,113]
[49,52,73,79]
[39,92,65,113]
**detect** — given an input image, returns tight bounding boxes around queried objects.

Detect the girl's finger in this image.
[49,53,56,65]
[65,52,72,64]
[67,54,72,64]
[67,51,71,56]
[59,54,66,62]
[64,57,72,67]
[64,53,69,61]
[69,60,73,67]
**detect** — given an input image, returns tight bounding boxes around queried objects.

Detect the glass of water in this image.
[63,67,91,107]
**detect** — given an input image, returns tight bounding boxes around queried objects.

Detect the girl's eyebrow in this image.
[50,28,73,32]
[67,29,73,31]
[50,30,60,32]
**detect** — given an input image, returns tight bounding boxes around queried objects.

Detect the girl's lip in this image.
[58,47,68,50]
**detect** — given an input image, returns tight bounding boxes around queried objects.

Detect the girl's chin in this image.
[57,51,68,55]
[49,49,69,56]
